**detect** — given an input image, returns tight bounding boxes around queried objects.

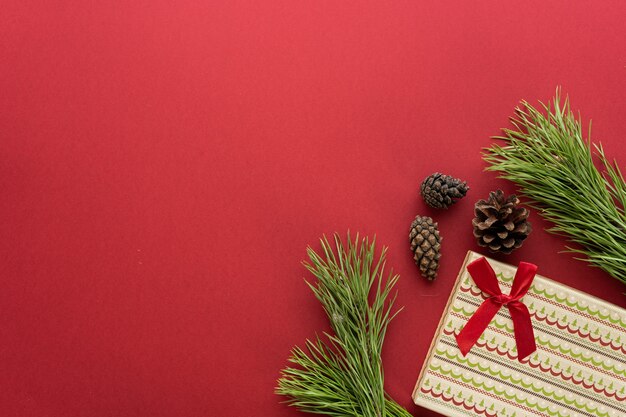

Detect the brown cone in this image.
[421,172,469,209]
[409,215,442,280]
[472,190,532,254]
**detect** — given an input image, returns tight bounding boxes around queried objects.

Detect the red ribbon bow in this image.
[455,257,538,361]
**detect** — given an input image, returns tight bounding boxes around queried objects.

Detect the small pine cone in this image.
[421,173,469,209]
[409,215,442,280]
[472,190,532,254]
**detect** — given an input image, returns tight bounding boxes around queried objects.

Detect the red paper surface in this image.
[2,2,626,416]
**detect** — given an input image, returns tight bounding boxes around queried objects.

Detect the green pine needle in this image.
[276,234,412,417]
[484,89,626,286]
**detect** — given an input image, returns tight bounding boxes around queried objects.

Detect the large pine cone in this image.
[421,173,469,209]
[409,215,442,280]
[472,190,532,254]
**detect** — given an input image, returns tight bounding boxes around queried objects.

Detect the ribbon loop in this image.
[455,257,537,361]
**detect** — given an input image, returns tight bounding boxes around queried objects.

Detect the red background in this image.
[2,1,626,416]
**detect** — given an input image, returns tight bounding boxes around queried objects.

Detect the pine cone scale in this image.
[502,238,516,248]
[481,234,495,243]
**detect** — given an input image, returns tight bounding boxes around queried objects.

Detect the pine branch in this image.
[484,89,626,286]
[276,234,412,417]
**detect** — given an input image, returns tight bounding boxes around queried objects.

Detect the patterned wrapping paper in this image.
[413,251,626,417]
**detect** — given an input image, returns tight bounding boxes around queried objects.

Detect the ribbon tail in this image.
[455,300,500,356]
[509,302,537,361]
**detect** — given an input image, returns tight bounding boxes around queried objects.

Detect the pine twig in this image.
[276,233,412,417]
[484,89,626,286]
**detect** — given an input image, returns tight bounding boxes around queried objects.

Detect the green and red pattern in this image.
[413,251,626,417]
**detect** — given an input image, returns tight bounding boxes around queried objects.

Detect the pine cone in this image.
[421,173,469,209]
[409,215,442,280]
[472,190,532,254]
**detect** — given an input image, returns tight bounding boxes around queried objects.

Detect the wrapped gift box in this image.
[413,251,626,417]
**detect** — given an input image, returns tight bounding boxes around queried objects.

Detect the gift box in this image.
[413,251,626,417]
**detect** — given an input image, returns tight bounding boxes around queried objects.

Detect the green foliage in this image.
[276,234,411,417]
[484,90,626,286]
